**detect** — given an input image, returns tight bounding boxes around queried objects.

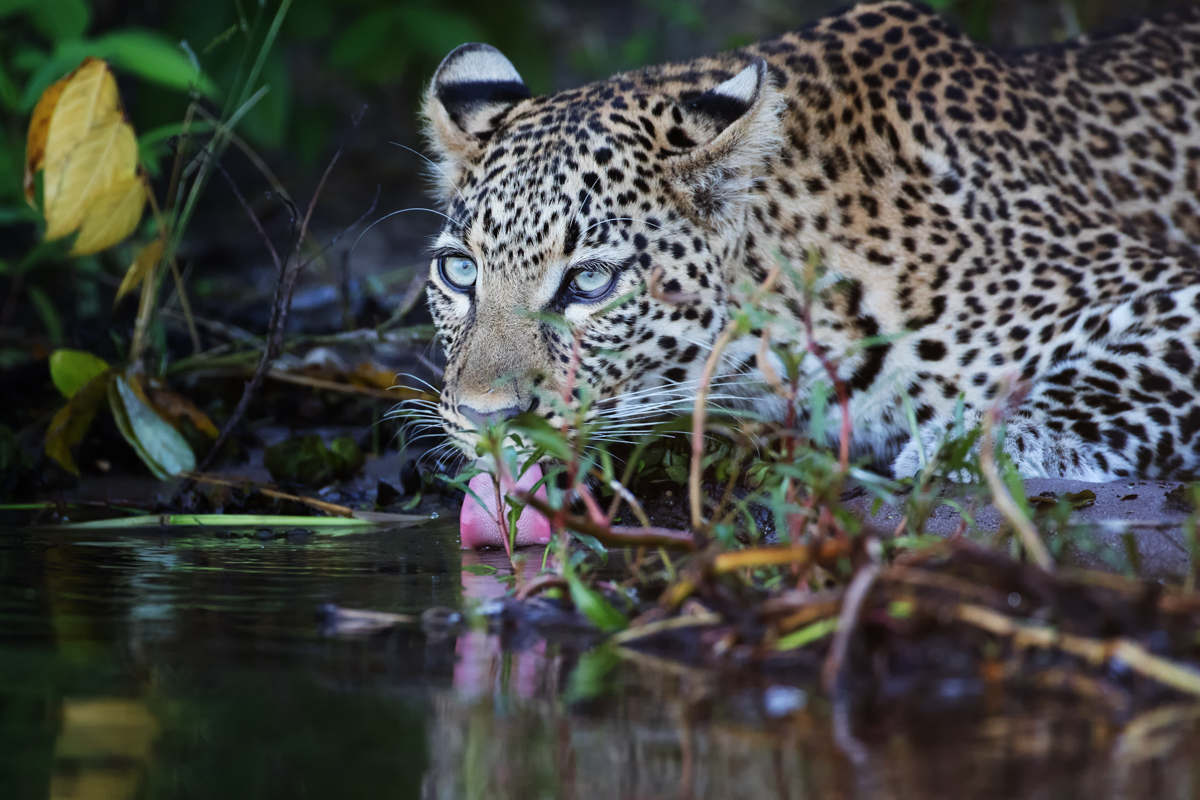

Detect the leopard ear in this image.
[670,60,782,227]
[423,44,530,200]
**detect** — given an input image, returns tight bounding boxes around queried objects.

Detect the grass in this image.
[394,250,1200,707]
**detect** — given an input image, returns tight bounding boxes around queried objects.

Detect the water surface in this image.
[1,522,1196,799]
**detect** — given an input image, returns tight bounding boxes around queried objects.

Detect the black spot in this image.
[664,367,687,383]
[916,339,947,361]
[667,127,696,148]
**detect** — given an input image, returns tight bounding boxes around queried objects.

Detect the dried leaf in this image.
[69,173,146,255]
[41,58,123,218]
[108,374,196,479]
[23,72,71,206]
[115,236,164,304]
[44,370,111,475]
[44,121,139,243]
[348,362,399,391]
[28,57,146,255]
[142,379,219,438]
[1063,490,1097,509]
[49,348,110,399]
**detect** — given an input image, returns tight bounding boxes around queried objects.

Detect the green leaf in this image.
[95,30,221,98]
[49,349,110,398]
[565,568,626,633]
[775,617,838,651]
[108,375,196,479]
[27,0,89,43]
[20,34,219,112]
[328,7,397,72]
[462,564,498,577]
[330,436,365,474]
[0,0,38,20]
[264,434,363,487]
[0,53,20,111]
[565,645,621,703]
[664,463,688,485]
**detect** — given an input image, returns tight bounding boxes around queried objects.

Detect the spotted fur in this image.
[421,2,1200,481]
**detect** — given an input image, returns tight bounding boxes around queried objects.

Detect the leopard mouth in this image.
[459,460,552,550]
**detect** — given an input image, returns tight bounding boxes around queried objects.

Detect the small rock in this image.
[763,685,807,718]
[376,480,401,508]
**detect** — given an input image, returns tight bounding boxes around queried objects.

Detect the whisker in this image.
[389,142,469,211]
[353,207,463,259]
[394,372,443,394]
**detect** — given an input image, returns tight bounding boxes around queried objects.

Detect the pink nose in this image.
[459,463,553,549]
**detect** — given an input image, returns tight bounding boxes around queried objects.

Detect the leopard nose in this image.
[458,403,524,430]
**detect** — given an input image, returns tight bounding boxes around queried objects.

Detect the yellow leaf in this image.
[69,175,147,256]
[44,122,139,243]
[44,370,111,475]
[23,72,71,206]
[115,236,164,305]
[40,58,123,219]
[55,698,159,761]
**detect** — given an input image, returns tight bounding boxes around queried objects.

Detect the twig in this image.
[1114,704,1200,760]
[519,494,696,549]
[821,559,881,693]
[193,104,296,207]
[191,111,362,479]
[711,540,849,574]
[265,368,433,401]
[180,471,357,517]
[375,265,429,331]
[610,612,722,645]
[955,603,1200,697]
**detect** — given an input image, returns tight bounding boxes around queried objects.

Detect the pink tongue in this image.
[460,464,552,550]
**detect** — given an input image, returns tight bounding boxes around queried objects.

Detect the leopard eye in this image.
[438,255,477,291]
[568,268,616,301]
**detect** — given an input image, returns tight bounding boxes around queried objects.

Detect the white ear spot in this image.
[684,61,768,133]
[434,43,524,87]
[712,62,764,106]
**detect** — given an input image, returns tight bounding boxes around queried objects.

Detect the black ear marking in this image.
[431,43,530,137]
[437,81,530,109]
[683,60,767,133]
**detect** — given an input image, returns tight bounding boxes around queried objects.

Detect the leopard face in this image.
[422,46,780,453]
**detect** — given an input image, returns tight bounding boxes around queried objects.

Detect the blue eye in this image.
[438,255,477,291]
[567,267,616,301]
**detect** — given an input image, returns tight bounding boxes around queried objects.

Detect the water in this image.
[1,522,1197,799]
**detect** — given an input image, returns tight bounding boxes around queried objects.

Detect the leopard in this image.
[418,0,1200,483]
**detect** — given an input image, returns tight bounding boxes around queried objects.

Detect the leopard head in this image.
[421,44,783,454]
